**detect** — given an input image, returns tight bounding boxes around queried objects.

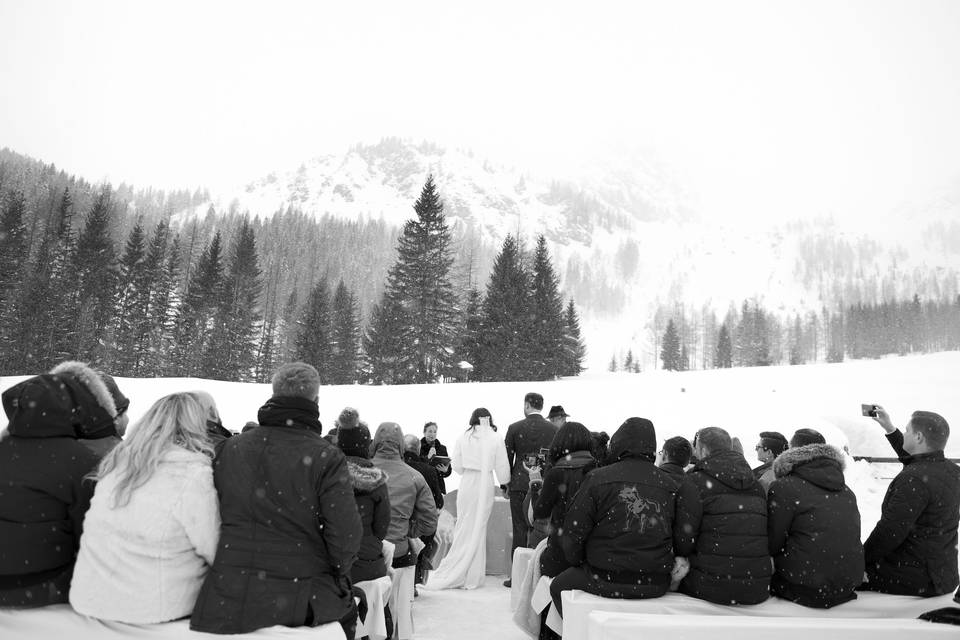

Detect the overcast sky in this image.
[1,0,959,224]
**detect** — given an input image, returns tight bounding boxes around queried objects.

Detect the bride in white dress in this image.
[425,408,510,590]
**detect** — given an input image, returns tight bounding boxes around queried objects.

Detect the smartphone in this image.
[861,403,878,418]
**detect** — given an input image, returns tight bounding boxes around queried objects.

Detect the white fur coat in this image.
[70,448,220,623]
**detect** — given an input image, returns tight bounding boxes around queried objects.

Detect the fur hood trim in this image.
[50,360,117,417]
[773,443,845,478]
[348,460,388,492]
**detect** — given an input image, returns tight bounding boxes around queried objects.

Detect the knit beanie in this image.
[790,428,826,448]
[339,421,372,459]
[337,407,360,430]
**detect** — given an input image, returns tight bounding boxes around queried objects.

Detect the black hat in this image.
[548,405,569,420]
[790,428,826,448]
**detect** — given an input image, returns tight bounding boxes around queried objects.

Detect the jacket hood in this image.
[553,450,596,470]
[608,417,657,462]
[693,449,758,491]
[347,460,388,492]
[773,443,847,491]
[2,368,116,439]
[50,361,118,439]
[371,422,403,458]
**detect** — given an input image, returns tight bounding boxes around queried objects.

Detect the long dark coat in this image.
[346,458,391,584]
[420,437,451,495]
[190,396,362,633]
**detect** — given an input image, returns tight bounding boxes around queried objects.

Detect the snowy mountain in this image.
[183,139,960,371]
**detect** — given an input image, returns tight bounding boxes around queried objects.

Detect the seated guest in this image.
[0,373,102,607]
[420,421,451,494]
[191,363,362,637]
[338,419,390,585]
[680,427,770,604]
[528,421,598,578]
[550,418,697,615]
[767,429,864,608]
[753,431,788,493]
[50,361,127,458]
[658,435,692,476]
[70,392,220,623]
[863,407,960,596]
[371,422,439,569]
[191,389,232,454]
[590,431,610,464]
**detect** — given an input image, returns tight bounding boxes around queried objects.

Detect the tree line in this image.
[0,176,587,382]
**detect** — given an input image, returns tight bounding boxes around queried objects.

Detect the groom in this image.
[503,391,558,587]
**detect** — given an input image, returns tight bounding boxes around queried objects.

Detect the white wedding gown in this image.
[425,423,510,590]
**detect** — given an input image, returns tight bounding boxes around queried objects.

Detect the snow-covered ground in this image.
[2,352,957,638]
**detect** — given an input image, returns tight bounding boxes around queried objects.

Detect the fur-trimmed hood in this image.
[347,459,388,493]
[773,443,847,491]
[50,361,118,428]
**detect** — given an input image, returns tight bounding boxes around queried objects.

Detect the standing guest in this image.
[191,363,362,637]
[591,431,610,465]
[338,420,390,585]
[0,373,101,607]
[680,427,770,605]
[504,392,558,586]
[547,405,569,429]
[70,392,220,623]
[767,429,864,608]
[403,434,444,586]
[528,421,598,578]
[753,431,788,493]
[658,436,692,477]
[426,408,510,590]
[550,418,698,616]
[863,407,960,597]
[370,422,439,570]
[420,421,451,495]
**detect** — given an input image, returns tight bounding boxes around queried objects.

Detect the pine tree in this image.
[174,232,224,376]
[623,349,634,372]
[660,318,681,371]
[32,187,78,366]
[141,223,178,376]
[71,188,118,363]
[608,353,618,372]
[329,280,360,384]
[562,299,587,376]
[788,314,804,365]
[453,287,484,376]
[383,175,459,383]
[0,190,28,372]
[530,235,566,379]
[363,292,408,384]
[114,221,148,373]
[205,219,262,381]
[477,234,531,381]
[295,277,332,382]
[716,322,733,368]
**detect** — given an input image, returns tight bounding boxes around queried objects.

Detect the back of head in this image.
[403,433,420,454]
[910,410,950,451]
[50,361,119,439]
[371,421,404,457]
[2,374,78,438]
[548,421,594,463]
[759,431,789,456]
[338,421,372,458]
[469,407,496,431]
[609,417,657,462]
[524,392,544,411]
[94,392,212,508]
[695,426,732,457]
[271,362,321,400]
[336,407,360,430]
[663,436,693,467]
[790,428,826,448]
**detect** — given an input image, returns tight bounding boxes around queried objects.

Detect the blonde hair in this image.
[91,392,214,508]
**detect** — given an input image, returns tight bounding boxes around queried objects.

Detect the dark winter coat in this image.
[403,450,444,510]
[863,430,960,596]
[561,434,698,598]
[190,396,362,634]
[0,373,102,607]
[420,437,451,495]
[346,458,391,584]
[767,444,864,608]
[658,461,687,477]
[505,413,558,492]
[680,450,771,605]
[752,460,772,480]
[531,450,597,577]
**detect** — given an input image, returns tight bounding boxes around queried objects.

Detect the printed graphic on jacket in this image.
[618,485,663,534]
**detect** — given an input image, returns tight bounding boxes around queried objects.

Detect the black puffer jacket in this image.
[191,396,362,633]
[346,458,391,584]
[767,444,864,608]
[864,430,960,596]
[0,374,101,606]
[561,426,697,597]
[681,450,771,604]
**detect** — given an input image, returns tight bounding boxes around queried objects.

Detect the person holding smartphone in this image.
[424,408,510,590]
